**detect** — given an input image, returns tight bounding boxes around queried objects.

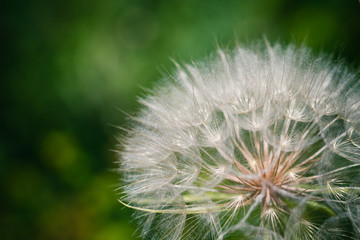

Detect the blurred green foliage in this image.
[1,0,360,239]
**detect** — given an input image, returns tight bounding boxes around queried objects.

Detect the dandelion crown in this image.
[117,42,360,240]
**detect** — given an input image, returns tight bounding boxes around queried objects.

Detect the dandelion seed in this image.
[116,42,360,239]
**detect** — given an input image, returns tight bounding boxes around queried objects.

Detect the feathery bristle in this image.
[117,42,360,240]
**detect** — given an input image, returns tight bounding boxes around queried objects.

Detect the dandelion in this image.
[116,42,360,239]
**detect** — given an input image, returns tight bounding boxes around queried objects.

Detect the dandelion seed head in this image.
[117,42,360,239]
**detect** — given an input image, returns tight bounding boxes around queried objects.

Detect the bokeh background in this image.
[2,0,360,239]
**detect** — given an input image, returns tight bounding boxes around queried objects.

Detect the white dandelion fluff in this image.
[116,42,360,240]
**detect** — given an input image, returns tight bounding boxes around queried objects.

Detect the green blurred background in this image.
[1,0,360,239]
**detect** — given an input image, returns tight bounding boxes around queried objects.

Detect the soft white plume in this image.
[117,42,360,240]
